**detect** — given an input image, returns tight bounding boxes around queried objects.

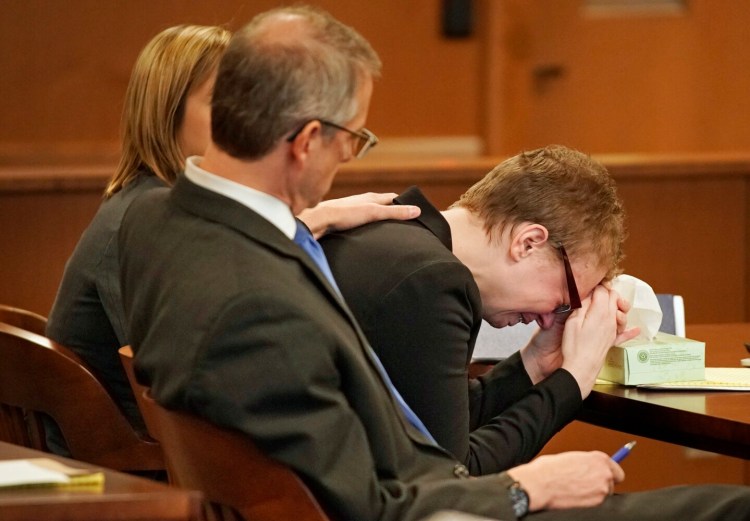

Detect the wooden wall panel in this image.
[0,190,100,315]
[496,0,750,155]
[2,155,748,324]
[5,1,750,163]
[0,0,480,165]
[618,176,746,323]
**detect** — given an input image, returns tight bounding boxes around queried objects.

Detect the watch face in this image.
[509,483,529,518]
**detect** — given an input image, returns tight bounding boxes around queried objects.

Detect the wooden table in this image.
[0,441,201,521]
[581,323,750,460]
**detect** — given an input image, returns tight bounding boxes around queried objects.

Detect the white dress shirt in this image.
[184,156,297,240]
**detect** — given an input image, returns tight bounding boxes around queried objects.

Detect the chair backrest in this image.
[0,323,163,471]
[118,347,330,521]
[118,346,160,440]
[142,392,331,521]
[0,304,47,336]
[655,293,686,337]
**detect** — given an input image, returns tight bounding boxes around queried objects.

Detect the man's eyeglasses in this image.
[552,244,582,314]
[286,119,379,159]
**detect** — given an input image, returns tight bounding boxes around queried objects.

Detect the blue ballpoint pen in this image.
[611,441,637,463]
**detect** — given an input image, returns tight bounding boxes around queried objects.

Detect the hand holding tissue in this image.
[597,275,705,385]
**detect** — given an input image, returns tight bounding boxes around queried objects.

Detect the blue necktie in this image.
[293,221,341,295]
[293,220,436,444]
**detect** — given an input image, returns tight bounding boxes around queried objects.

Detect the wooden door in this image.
[482,0,750,155]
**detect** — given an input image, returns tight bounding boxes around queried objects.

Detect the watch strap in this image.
[499,472,529,519]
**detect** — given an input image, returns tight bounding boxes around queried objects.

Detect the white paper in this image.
[0,460,70,487]
[638,367,750,391]
[472,320,538,360]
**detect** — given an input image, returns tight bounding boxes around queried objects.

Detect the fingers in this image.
[613,326,641,346]
[368,203,420,221]
[341,202,419,228]
[324,192,399,206]
[612,291,639,344]
[609,458,626,484]
[606,455,625,498]
[596,452,624,500]
[337,193,420,220]
[616,294,632,314]
[579,284,622,324]
[511,451,625,512]
[615,308,627,333]
[615,302,629,335]
[559,287,620,397]
[324,192,421,223]
[569,285,611,323]
[300,193,421,238]
[353,192,399,205]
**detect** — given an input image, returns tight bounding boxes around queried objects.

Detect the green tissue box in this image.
[598,332,705,385]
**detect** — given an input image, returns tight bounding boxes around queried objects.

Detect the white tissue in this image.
[610,274,662,344]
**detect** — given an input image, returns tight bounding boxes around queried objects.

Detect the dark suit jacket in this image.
[46,173,165,432]
[118,176,518,521]
[320,187,582,474]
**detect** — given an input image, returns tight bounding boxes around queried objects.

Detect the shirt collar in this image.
[184,156,296,239]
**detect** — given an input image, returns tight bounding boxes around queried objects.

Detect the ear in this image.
[509,223,549,262]
[288,120,324,163]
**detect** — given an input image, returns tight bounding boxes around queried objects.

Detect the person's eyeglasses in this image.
[552,244,582,314]
[286,119,379,159]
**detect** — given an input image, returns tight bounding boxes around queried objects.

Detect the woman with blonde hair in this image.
[46,24,416,451]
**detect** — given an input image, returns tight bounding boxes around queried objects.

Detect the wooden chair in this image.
[0,303,47,336]
[117,346,330,521]
[118,346,161,442]
[0,322,163,472]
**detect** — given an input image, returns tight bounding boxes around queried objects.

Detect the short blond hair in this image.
[105,25,230,197]
[454,145,626,279]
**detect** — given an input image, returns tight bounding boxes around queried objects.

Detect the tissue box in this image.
[598,332,705,385]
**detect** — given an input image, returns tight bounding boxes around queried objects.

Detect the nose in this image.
[537,313,557,329]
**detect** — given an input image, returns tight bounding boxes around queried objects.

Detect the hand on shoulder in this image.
[297,192,420,239]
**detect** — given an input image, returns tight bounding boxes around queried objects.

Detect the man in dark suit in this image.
[119,6,750,521]
[319,146,627,473]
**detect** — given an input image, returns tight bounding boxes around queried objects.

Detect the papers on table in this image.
[0,458,104,489]
[637,367,750,391]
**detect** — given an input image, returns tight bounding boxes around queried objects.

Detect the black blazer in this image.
[46,173,165,431]
[321,187,582,474]
[119,176,518,521]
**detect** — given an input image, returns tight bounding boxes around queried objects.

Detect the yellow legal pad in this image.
[637,367,750,391]
[0,458,105,490]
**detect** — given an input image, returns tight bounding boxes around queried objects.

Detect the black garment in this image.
[320,186,581,473]
[46,174,165,435]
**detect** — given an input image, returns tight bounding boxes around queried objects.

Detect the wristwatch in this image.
[507,480,529,518]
